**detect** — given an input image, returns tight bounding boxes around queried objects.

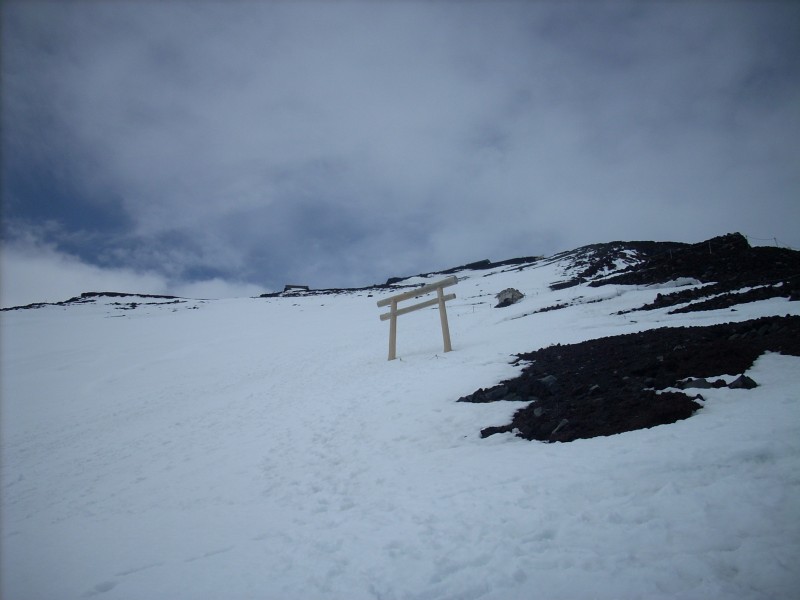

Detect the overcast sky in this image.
[2,1,799,306]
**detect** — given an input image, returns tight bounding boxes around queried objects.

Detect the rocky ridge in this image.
[459,233,800,442]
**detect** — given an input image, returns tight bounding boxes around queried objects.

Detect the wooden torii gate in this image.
[377,276,457,360]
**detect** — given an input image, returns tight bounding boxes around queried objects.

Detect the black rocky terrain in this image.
[0,291,186,312]
[460,233,800,442]
[594,233,798,289]
[547,240,685,291]
[460,316,800,443]
[597,233,800,313]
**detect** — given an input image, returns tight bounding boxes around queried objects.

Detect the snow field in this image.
[2,261,799,599]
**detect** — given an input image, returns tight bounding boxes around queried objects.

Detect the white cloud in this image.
[2,1,799,296]
[0,240,267,308]
[0,240,165,307]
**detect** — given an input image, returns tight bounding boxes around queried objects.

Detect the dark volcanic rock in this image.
[627,281,799,315]
[1,291,184,312]
[459,315,800,443]
[729,375,758,390]
[548,240,685,291]
[596,233,800,313]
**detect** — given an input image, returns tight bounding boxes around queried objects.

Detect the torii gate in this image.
[377,276,457,360]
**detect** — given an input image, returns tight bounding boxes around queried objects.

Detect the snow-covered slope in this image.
[2,242,799,600]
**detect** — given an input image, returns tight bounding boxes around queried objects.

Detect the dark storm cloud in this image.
[2,1,798,304]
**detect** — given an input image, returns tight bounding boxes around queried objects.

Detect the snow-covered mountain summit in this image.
[2,233,799,599]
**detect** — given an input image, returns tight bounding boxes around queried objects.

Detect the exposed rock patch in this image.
[1,291,185,312]
[495,288,524,308]
[459,316,800,443]
[630,282,799,315]
[546,234,799,315]
[548,240,685,290]
[597,233,800,313]
[594,233,798,288]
